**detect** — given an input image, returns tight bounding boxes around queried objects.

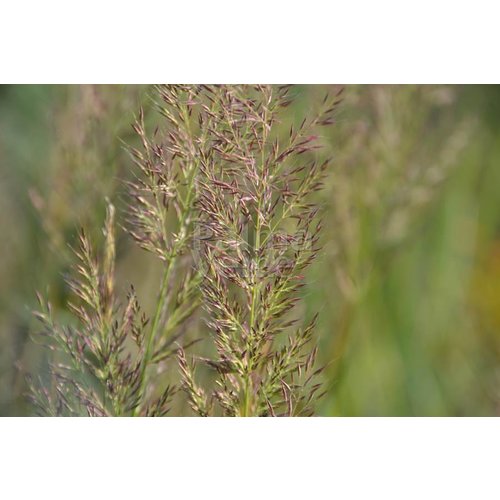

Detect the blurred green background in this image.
[1,85,500,416]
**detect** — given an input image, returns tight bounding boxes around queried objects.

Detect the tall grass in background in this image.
[1,85,500,415]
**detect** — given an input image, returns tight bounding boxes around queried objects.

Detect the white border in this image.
[1,418,499,499]
[1,1,499,82]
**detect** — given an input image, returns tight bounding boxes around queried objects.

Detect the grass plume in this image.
[29,85,339,416]
[177,85,341,416]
